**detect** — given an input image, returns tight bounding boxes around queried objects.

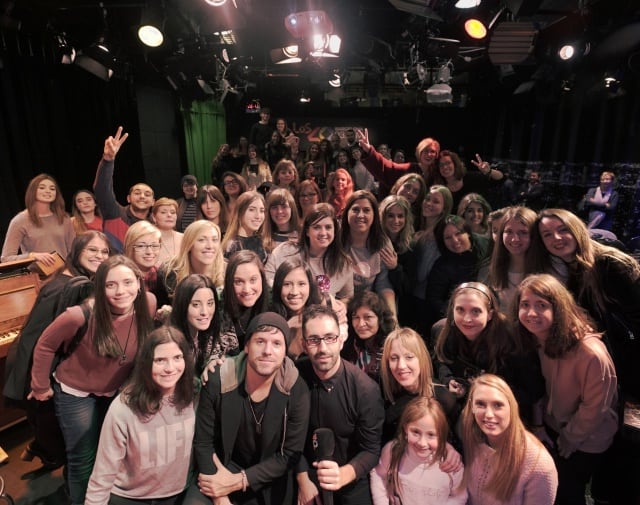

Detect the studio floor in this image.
[0,421,68,505]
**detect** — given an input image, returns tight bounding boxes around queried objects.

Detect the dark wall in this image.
[3,46,640,242]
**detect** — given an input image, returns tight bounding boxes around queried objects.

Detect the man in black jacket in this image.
[296,305,384,505]
[186,312,310,505]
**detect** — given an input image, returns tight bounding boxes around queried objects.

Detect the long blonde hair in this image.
[379,195,414,254]
[381,328,435,403]
[164,220,225,289]
[461,374,531,502]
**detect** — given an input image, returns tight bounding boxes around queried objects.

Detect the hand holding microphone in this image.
[312,428,336,504]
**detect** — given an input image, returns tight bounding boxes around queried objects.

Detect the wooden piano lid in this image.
[0,259,40,335]
[0,257,36,273]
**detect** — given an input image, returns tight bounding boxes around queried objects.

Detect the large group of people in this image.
[2,120,639,505]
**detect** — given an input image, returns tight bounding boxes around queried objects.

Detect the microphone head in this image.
[312,428,335,460]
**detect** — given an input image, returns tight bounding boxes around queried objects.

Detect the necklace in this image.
[117,310,135,366]
[247,397,265,435]
[161,231,175,257]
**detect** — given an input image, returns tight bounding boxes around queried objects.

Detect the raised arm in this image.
[355,128,414,192]
[93,126,129,220]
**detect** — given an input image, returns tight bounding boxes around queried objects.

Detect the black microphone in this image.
[312,428,335,505]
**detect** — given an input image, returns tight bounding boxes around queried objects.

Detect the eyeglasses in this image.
[224,180,239,187]
[133,243,161,251]
[304,334,340,347]
[300,193,318,199]
[84,246,109,256]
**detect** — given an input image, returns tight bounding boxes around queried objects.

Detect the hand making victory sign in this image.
[103,126,129,161]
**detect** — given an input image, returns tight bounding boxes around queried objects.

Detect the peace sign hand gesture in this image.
[355,128,371,154]
[471,153,491,175]
[103,126,129,161]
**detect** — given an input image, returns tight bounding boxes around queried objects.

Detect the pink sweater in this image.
[466,432,558,505]
[31,292,156,396]
[538,334,618,455]
[1,211,75,262]
[370,441,467,505]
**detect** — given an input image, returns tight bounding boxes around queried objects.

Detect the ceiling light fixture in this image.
[310,34,341,58]
[328,73,341,87]
[426,61,453,104]
[464,19,487,39]
[558,44,575,60]
[270,45,302,64]
[285,11,333,39]
[204,0,227,6]
[455,0,481,8]
[214,30,237,45]
[75,4,115,81]
[299,91,311,103]
[76,40,115,81]
[138,2,164,47]
[55,34,76,64]
[466,6,506,42]
[558,41,590,62]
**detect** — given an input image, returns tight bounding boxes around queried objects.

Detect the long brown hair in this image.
[487,206,537,290]
[515,273,596,358]
[341,190,388,254]
[435,282,523,372]
[263,188,300,253]
[71,189,102,233]
[24,173,67,226]
[93,255,154,357]
[197,185,229,232]
[123,325,195,418]
[533,208,640,313]
[297,203,350,277]
[387,397,449,500]
[221,191,266,251]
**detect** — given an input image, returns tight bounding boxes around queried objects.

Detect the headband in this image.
[456,282,493,308]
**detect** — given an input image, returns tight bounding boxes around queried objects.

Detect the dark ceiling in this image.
[2,0,640,105]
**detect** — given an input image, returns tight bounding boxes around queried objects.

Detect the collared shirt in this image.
[296,358,384,481]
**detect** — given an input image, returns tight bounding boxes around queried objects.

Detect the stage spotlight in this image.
[75,41,115,81]
[558,42,589,61]
[455,0,481,7]
[138,3,164,48]
[285,11,333,39]
[270,45,301,64]
[558,44,575,60]
[465,19,487,39]
[55,34,76,64]
[204,0,227,5]
[299,91,311,103]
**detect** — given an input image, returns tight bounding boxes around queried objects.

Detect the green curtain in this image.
[180,99,226,185]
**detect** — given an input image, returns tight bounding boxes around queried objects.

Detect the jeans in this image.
[53,383,113,505]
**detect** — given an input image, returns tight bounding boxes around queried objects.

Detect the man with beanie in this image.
[176,174,199,232]
[186,312,310,505]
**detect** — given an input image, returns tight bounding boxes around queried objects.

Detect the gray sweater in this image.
[85,394,195,504]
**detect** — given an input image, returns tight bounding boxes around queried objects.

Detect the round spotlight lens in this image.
[558,45,575,60]
[138,25,163,47]
[464,19,487,39]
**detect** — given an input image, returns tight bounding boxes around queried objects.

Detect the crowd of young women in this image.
[4,129,640,505]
